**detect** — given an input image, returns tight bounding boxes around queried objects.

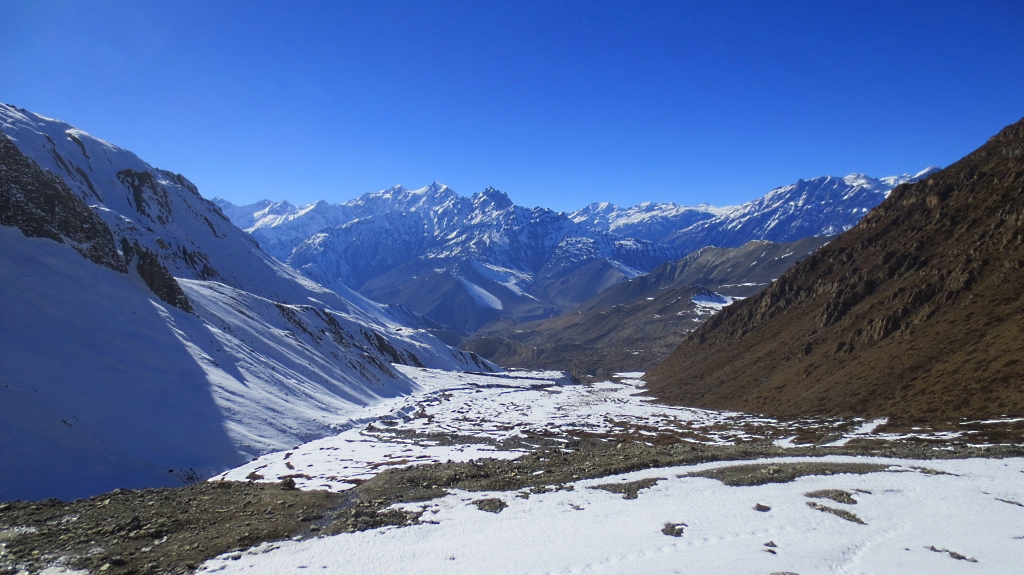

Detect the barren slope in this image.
[645,118,1024,422]
[466,237,829,376]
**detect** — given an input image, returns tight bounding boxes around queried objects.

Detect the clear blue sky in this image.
[3,1,1022,212]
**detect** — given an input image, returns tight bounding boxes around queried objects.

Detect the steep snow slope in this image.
[0,104,492,500]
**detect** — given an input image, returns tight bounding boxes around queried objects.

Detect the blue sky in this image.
[2,1,1022,212]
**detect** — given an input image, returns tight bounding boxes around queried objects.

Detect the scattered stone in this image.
[661,522,685,537]
[753,503,771,512]
[472,498,507,514]
[0,482,346,575]
[2,430,1019,574]
[925,545,977,562]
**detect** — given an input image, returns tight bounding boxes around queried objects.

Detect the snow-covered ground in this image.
[215,367,1003,492]
[204,367,1024,573]
[204,455,1024,574]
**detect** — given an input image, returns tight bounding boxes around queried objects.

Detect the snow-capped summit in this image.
[471,187,514,211]
[661,169,939,254]
[570,201,730,243]
[220,164,936,334]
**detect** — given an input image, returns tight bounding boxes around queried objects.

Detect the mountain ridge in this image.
[0,103,493,500]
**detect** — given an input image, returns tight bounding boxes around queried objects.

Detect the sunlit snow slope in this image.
[0,104,493,501]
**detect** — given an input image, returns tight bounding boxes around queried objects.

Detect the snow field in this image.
[201,456,1024,574]
[215,367,974,492]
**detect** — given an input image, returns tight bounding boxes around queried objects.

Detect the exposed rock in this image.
[591,477,664,499]
[472,498,507,513]
[0,130,125,273]
[120,238,193,312]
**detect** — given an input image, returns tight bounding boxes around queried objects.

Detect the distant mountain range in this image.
[0,104,491,500]
[569,171,937,252]
[466,236,832,376]
[218,168,936,334]
[646,117,1024,422]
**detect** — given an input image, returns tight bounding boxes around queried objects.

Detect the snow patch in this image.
[457,277,504,310]
[202,456,1024,575]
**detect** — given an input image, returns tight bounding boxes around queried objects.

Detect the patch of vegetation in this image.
[684,462,891,486]
[591,477,665,499]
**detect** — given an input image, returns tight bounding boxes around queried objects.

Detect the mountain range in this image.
[218,168,935,334]
[0,104,491,500]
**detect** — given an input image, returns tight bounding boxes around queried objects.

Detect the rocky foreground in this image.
[3,370,1023,574]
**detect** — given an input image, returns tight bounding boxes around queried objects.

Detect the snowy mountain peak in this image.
[471,187,513,211]
[424,181,448,194]
[258,199,299,217]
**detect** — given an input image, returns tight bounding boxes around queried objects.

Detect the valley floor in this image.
[2,369,1023,574]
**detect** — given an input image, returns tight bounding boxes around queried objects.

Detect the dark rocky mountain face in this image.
[465,237,829,377]
[1,131,191,311]
[0,131,125,273]
[645,118,1024,422]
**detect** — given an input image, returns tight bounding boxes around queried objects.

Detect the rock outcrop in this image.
[0,131,125,273]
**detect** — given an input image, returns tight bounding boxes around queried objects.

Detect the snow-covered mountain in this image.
[569,201,731,243]
[218,184,681,333]
[570,171,937,251]
[0,104,492,501]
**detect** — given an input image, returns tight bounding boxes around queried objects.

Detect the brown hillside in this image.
[465,237,829,377]
[645,118,1024,422]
